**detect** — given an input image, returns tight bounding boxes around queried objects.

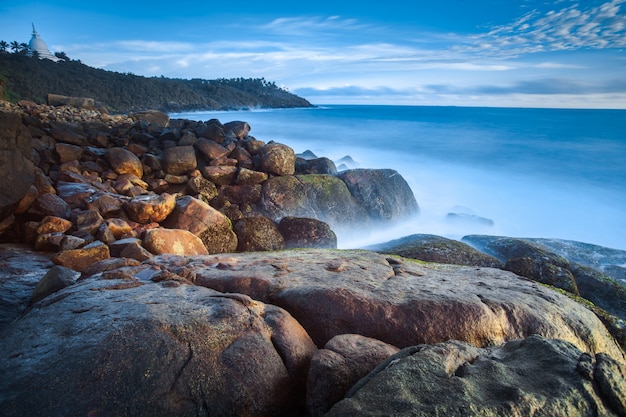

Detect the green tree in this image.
[54,51,69,61]
[0,41,8,53]
[10,41,20,53]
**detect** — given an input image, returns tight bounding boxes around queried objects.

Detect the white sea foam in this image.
[172,105,626,251]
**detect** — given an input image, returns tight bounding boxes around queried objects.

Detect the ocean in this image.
[170,105,626,251]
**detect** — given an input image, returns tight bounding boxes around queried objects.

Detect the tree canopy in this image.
[0,53,312,113]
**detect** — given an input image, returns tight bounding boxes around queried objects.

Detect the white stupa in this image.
[28,24,59,61]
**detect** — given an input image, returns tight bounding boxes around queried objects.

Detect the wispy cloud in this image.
[463,0,626,56]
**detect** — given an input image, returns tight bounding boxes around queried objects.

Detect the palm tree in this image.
[10,41,20,53]
[19,43,29,54]
[0,41,8,53]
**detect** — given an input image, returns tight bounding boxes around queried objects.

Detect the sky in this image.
[1,0,625,108]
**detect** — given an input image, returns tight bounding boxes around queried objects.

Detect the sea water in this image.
[170,105,626,251]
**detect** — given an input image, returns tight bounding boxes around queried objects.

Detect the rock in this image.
[223,120,251,139]
[0,111,35,221]
[446,212,495,227]
[230,146,254,168]
[0,244,54,331]
[161,145,197,175]
[195,121,226,143]
[505,256,579,294]
[72,209,104,235]
[51,241,111,272]
[306,334,399,417]
[234,215,285,252]
[325,336,626,417]
[278,217,337,249]
[129,110,170,127]
[337,168,419,222]
[35,216,72,235]
[125,193,176,224]
[13,185,38,214]
[186,175,219,202]
[161,195,237,254]
[143,228,209,256]
[463,235,626,319]
[49,122,88,146]
[219,184,262,205]
[185,250,624,360]
[55,181,98,209]
[195,137,230,160]
[202,165,238,185]
[54,143,84,163]
[365,234,502,268]
[46,93,95,109]
[31,265,79,303]
[260,142,295,176]
[259,175,369,235]
[120,240,154,261]
[236,167,268,185]
[105,147,143,178]
[0,276,315,417]
[295,157,337,175]
[86,193,125,218]
[28,193,71,220]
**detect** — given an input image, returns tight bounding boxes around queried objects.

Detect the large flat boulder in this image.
[153,249,623,361]
[0,274,316,417]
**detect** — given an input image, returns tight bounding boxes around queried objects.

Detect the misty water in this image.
[171,105,626,251]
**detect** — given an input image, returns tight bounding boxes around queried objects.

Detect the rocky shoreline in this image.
[1,99,626,416]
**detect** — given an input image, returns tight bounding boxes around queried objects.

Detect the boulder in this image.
[236,167,268,185]
[234,215,285,252]
[278,217,337,249]
[129,110,170,127]
[337,168,419,222]
[104,147,143,178]
[125,193,176,224]
[0,111,35,221]
[0,276,316,417]
[143,228,209,256]
[223,120,251,139]
[28,193,71,220]
[0,244,54,331]
[463,235,626,320]
[202,165,238,185]
[161,145,197,175]
[51,241,110,272]
[195,137,230,160]
[295,157,337,175]
[259,175,369,235]
[365,234,502,267]
[325,336,626,417]
[54,143,83,163]
[161,195,237,254]
[183,250,624,360]
[260,142,295,176]
[31,265,79,303]
[306,334,399,417]
[46,93,95,109]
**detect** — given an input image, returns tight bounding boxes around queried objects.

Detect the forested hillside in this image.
[0,53,312,113]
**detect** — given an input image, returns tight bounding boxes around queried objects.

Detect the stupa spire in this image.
[28,23,58,61]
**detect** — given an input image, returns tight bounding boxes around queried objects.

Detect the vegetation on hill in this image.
[0,52,312,113]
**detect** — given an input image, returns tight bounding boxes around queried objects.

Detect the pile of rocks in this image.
[0,100,418,272]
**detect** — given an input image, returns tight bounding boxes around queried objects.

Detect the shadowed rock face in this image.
[325,335,626,417]
[365,234,502,268]
[0,275,316,417]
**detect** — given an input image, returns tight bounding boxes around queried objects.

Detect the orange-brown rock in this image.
[142,228,209,256]
[260,142,295,176]
[51,241,111,272]
[104,147,143,178]
[161,195,237,254]
[125,193,176,224]
[161,145,197,176]
[36,216,73,235]
[195,137,230,160]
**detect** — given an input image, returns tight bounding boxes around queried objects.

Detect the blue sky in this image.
[1,0,625,108]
